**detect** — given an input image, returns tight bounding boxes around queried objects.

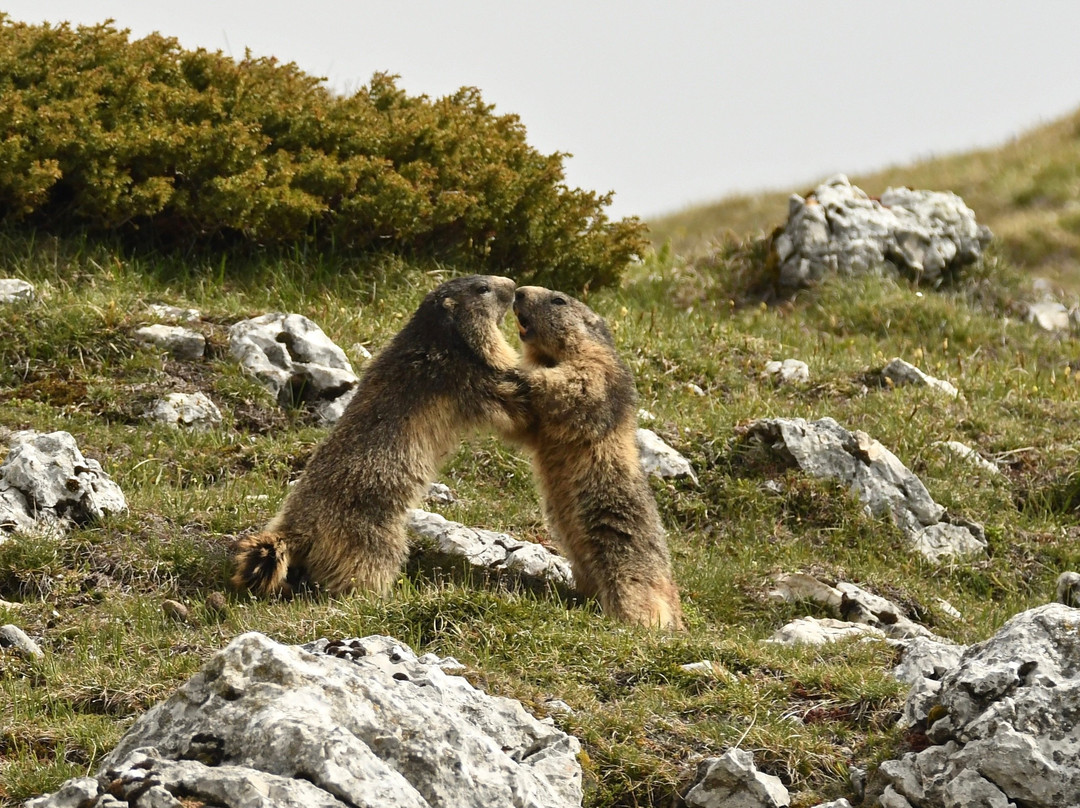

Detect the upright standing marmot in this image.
[232,274,522,597]
[508,286,684,629]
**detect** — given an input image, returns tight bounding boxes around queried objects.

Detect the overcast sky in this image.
[6,3,1080,220]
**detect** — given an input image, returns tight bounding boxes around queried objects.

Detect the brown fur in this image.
[507,286,684,629]
[232,275,522,597]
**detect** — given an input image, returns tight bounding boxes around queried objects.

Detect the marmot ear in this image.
[442,296,457,312]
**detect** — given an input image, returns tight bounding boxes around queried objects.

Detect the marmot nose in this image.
[514,289,525,302]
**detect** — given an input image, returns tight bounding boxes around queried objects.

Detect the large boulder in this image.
[871,603,1080,808]
[773,175,991,291]
[229,313,358,423]
[743,417,986,563]
[0,431,126,540]
[27,632,583,808]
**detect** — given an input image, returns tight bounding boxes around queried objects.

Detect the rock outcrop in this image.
[408,508,574,589]
[743,417,986,563]
[27,632,583,808]
[871,603,1080,808]
[637,428,698,483]
[0,430,126,539]
[228,312,358,423]
[773,175,991,291]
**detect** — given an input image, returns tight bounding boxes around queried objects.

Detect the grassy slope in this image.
[1,233,1079,807]
[649,106,1080,292]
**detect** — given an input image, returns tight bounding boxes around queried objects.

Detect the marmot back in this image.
[509,285,684,629]
[232,274,522,597]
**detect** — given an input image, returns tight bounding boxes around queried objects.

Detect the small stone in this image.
[763,358,810,384]
[426,482,455,505]
[882,358,959,398]
[636,428,698,483]
[766,616,885,646]
[0,623,44,659]
[1055,571,1080,607]
[637,409,656,422]
[0,278,35,304]
[349,343,374,360]
[1026,300,1070,331]
[147,392,223,430]
[685,382,706,396]
[147,303,201,323]
[162,600,190,623]
[205,592,228,617]
[934,440,1001,476]
[134,324,206,360]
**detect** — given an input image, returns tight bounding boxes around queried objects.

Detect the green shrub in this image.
[0,16,646,289]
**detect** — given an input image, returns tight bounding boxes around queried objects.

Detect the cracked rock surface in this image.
[229,312,358,422]
[28,632,583,808]
[744,417,986,563]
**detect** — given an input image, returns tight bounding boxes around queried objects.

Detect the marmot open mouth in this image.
[515,313,532,339]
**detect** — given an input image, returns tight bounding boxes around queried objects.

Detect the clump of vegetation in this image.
[0,16,645,290]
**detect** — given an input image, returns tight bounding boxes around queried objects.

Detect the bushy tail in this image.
[231,531,292,596]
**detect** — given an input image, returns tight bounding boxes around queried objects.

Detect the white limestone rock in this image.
[229,312,358,423]
[636,428,698,484]
[28,632,586,808]
[1026,300,1070,332]
[133,324,206,360]
[774,175,991,290]
[763,358,810,385]
[147,392,223,430]
[933,440,1001,476]
[407,508,574,589]
[1056,571,1080,607]
[0,278,34,303]
[875,603,1080,808]
[882,358,959,398]
[146,303,201,323]
[0,431,126,537]
[685,748,790,808]
[766,616,885,646]
[0,623,44,659]
[743,417,986,563]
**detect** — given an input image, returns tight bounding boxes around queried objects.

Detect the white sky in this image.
[6,2,1080,220]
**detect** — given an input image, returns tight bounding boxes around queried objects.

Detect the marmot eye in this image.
[552,296,567,306]
[476,283,491,294]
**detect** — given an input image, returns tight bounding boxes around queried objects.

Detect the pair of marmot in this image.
[232,275,684,629]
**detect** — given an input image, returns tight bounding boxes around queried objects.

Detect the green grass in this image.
[649,105,1080,293]
[2,230,1079,807]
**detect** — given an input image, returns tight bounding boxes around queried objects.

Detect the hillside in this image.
[649,106,1080,291]
[2,231,1079,807]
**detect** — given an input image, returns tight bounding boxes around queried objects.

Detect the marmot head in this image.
[513,285,614,365]
[414,274,516,357]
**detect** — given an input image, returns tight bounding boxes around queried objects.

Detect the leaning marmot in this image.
[232,274,522,596]
[508,286,684,629]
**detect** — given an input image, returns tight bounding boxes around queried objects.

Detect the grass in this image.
[2,228,1079,807]
[648,105,1080,294]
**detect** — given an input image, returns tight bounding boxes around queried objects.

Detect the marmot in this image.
[508,286,685,629]
[232,274,523,596]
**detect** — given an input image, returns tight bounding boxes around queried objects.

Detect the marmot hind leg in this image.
[232,531,294,597]
[303,525,411,596]
[597,577,685,630]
